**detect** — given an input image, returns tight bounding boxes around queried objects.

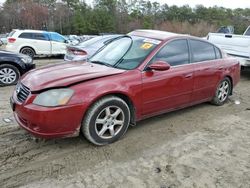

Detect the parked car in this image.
[0,50,35,86]
[207,25,250,68]
[79,35,97,42]
[216,26,234,34]
[64,35,120,61]
[10,30,240,145]
[64,35,80,46]
[0,33,8,46]
[6,29,68,58]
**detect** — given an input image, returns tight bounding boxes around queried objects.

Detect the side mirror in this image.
[147,61,171,71]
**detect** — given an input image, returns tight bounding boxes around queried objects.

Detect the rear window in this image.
[78,36,116,48]
[8,30,16,37]
[19,33,33,39]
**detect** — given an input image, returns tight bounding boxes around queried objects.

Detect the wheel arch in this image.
[0,61,23,75]
[224,75,233,95]
[20,46,36,55]
[85,92,137,126]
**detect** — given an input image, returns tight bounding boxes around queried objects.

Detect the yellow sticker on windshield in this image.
[140,43,153,50]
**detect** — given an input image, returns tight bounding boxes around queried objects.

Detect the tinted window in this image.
[50,33,66,43]
[245,27,250,36]
[152,39,189,66]
[33,33,49,41]
[19,33,33,39]
[190,40,216,62]
[214,47,222,59]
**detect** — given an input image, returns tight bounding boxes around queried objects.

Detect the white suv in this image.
[6,29,68,57]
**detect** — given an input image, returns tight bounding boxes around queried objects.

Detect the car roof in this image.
[14,29,45,33]
[129,29,183,40]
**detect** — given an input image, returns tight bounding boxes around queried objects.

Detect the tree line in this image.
[0,0,250,36]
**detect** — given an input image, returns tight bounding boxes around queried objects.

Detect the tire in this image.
[20,47,35,58]
[211,77,232,106]
[0,64,20,86]
[82,96,131,146]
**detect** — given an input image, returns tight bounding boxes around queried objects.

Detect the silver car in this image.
[64,35,121,61]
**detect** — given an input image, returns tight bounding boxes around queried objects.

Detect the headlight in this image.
[33,89,74,107]
[21,56,33,64]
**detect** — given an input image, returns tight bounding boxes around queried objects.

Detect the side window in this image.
[50,33,66,43]
[18,33,33,39]
[214,47,222,59]
[244,27,250,36]
[33,33,49,41]
[190,40,216,62]
[152,39,189,66]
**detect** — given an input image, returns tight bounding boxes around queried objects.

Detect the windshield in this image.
[90,36,160,70]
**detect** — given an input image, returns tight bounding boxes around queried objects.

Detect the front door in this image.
[141,39,194,116]
[50,32,67,54]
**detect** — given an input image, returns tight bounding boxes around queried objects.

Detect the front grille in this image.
[16,83,30,103]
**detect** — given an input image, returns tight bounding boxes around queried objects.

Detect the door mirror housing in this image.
[147,61,171,71]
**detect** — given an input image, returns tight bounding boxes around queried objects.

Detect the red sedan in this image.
[10,30,240,145]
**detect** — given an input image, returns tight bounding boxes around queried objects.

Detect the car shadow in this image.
[33,55,64,60]
[241,69,250,80]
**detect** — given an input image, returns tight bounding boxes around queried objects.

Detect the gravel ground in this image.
[0,59,250,188]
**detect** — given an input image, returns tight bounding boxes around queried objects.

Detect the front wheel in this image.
[82,96,130,145]
[0,64,20,86]
[211,77,231,106]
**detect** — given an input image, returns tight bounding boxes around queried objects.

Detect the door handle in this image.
[218,66,223,70]
[184,73,193,78]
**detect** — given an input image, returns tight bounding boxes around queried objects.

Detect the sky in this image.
[0,0,250,9]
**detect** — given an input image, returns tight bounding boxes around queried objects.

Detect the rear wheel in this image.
[82,96,130,145]
[20,47,35,58]
[211,77,231,106]
[0,64,20,86]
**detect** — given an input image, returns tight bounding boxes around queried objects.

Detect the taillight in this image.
[68,48,87,56]
[8,38,16,43]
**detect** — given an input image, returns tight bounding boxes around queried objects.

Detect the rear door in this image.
[189,39,223,102]
[33,32,51,54]
[142,39,195,116]
[49,32,67,55]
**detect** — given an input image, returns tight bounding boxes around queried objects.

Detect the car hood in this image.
[0,50,29,58]
[21,61,125,92]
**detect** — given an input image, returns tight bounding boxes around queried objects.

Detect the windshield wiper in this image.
[90,60,113,67]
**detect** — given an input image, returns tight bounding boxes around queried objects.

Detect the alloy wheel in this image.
[217,80,230,102]
[95,106,125,139]
[0,67,17,84]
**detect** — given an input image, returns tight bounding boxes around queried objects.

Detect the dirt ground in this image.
[0,59,250,188]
